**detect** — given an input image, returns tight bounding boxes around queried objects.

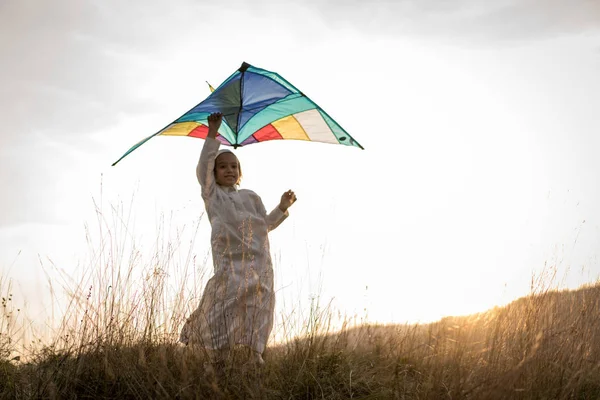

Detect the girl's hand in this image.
[279,190,297,212]
[207,112,223,138]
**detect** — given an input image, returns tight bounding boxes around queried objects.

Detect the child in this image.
[180,112,296,365]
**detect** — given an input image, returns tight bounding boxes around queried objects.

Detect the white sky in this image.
[1,0,600,336]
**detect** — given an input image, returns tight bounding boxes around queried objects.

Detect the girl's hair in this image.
[214,152,243,186]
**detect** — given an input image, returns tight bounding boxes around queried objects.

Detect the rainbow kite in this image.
[112,62,363,165]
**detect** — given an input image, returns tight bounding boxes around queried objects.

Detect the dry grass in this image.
[1,202,599,399]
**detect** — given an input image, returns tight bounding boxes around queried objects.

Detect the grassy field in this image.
[1,272,599,399]
[1,207,599,398]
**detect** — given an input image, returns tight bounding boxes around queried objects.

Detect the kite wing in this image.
[112,62,362,166]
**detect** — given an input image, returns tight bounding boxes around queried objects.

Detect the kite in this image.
[112,62,363,166]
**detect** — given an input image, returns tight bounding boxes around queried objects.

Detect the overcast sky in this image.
[1,0,600,333]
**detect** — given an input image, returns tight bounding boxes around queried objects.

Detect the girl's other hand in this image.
[279,190,297,212]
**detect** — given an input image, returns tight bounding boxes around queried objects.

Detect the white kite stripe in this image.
[293,109,338,144]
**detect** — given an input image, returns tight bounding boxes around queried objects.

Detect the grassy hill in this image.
[1,281,600,399]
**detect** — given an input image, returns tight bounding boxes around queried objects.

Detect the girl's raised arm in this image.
[196,137,220,200]
[196,113,223,200]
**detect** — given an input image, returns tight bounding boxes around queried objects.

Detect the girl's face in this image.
[215,152,241,187]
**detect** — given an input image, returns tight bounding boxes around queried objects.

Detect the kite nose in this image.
[239,62,251,72]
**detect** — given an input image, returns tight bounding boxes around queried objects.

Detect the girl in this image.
[180,112,296,365]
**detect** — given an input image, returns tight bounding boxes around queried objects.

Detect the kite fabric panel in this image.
[112,62,362,166]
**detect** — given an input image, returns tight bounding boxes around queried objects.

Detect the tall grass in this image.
[1,201,599,399]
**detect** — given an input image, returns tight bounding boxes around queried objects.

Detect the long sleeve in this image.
[196,137,221,200]
[255,194,288,232]
[266,206,288,231]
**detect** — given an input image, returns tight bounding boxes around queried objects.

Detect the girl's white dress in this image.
[179,137,288,354]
